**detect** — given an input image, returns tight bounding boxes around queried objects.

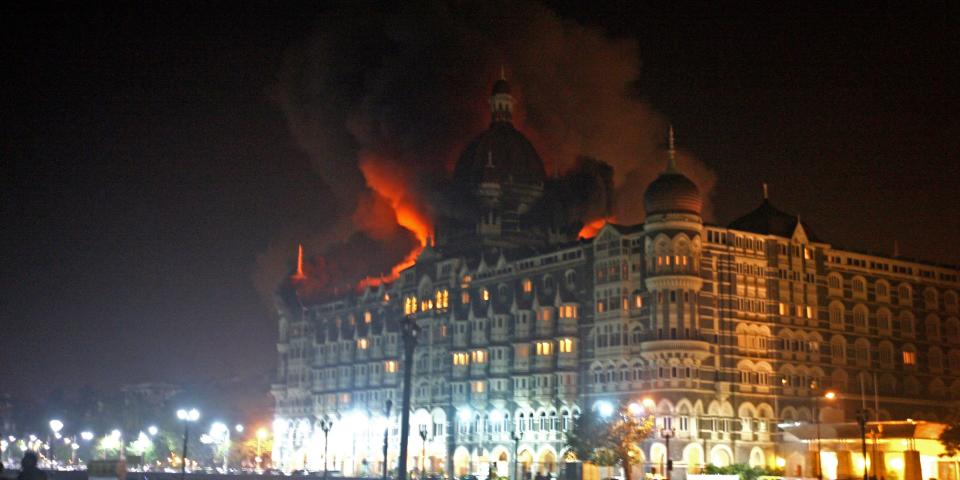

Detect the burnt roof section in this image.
[728,199,822,242]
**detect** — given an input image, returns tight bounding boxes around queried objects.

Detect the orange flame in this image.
[292,243,306,280]
[578,217,614,239]
[356,153,433,289]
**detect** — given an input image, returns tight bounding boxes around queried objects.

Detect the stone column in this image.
[903,450,922,480]
[836,450,853,480]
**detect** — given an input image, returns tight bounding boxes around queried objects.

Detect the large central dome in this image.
[453,122,546,187]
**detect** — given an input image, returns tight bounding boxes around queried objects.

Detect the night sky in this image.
[2,2,957,401]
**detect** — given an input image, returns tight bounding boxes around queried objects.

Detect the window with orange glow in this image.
[471,350,487,363]
[364,311,372,324]
[452,352,470,366]
[471,381,485,393]
[634,294,642,308]
[404,296,418,315]
[522,278,532,293]
[558,338,574,353]
[357,338,368,350]
[384,360,398,373]
[461,291,470,304]
[903,351,916,365]
[536,341,553,356]
[481,288,490,301]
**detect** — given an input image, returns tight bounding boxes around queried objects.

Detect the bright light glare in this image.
[457,408,472,422]
[235,424,244,433]
[595,401,614,418]
[824,391,836,400]
[776,457,786,468]
[489,410,504,422]
[80,431,94,441]
[628,403,643,416]
[256,428,268,440]
[49,420,64,433]
[177,408,200,421]
[642,398,656,409]
[272,418,288,435]
[147,426,158,436]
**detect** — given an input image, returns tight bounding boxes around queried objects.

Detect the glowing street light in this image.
[594,400,614,418]
[235,424,244,433]
[80,431,94,441]
[176,408,200,480]
[147,426,159,436]
[49,420,64,465]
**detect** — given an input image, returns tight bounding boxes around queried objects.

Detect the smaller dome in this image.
[492,79,511,95]
[643,172,702,216]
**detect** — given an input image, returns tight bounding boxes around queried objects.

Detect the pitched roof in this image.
[728,200,822,242]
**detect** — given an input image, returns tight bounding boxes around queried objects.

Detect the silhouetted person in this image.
[17,452,46,480]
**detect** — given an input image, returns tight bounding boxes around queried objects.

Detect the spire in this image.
[500,65,506,80]
[763,182,769,200]
[666,125,678,173]
[486,148,494,168]
[293,243,306,280]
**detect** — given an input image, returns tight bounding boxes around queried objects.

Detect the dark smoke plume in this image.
[256,0,716,303]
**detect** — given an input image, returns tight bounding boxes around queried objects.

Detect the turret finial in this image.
[500,65,506,80]
[666,125,677,172]
[763,182,769,200]
[486,148,494,168]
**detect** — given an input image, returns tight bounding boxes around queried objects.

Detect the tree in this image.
[565,404,655,480]
[939,404,960,457]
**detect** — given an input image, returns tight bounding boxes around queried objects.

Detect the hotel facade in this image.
[270,78,960,480]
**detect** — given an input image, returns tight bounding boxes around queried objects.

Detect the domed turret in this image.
[643,127,702,216]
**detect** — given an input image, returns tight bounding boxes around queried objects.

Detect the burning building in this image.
[270,78,960,480]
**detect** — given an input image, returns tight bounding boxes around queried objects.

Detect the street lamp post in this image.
[812,390,836,480]
[856,410,868,480]
[397,316,421,480]
[418,424,428,476]
[660,428,675,480]
[177,408,200,480]
[383,400,393,480]
[320,417,334,479]
[49,419,64,467]
[256,428,268,471]
[511,427,521,480]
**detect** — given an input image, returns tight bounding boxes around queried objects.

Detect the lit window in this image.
[452,352,470,366]
[806,306,814,319]
[482,288,490,301]
[634,294,642,309]
[522,278,532,293]
[779,303,786,316]
[471,350,487,364]
[461,291,470,304]
[596,300,605,313]
[384,360,397,373]
[903,351,916,365]
[357,338,368,350]
[541,309,553,321]
[795,305,803,317]
[404,296,418,315]
[536,341,553,356]
[471,381,485,393]
[364,311,372,324]
[559,338,574,353]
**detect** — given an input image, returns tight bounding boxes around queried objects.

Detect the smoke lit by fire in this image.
[257,0,717,304]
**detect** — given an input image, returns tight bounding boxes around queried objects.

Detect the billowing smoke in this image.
[257,0,716,303]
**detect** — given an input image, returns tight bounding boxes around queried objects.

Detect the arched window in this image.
[900,312,916,337]
[898,284,913,305]
[828,274,842,290]
[878,341,895,367]
[925,315,941,341]
[928,347,944,372]
[876,280,890,300]
[854,338,871,366]
[945,291,959,313]
[877,308,892,334]
[830,336,846,364]
[946,318,960,344]
[829,303,845,330]
[924,288,938,310]
[852,277,867,297]
[853,305,868,331]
